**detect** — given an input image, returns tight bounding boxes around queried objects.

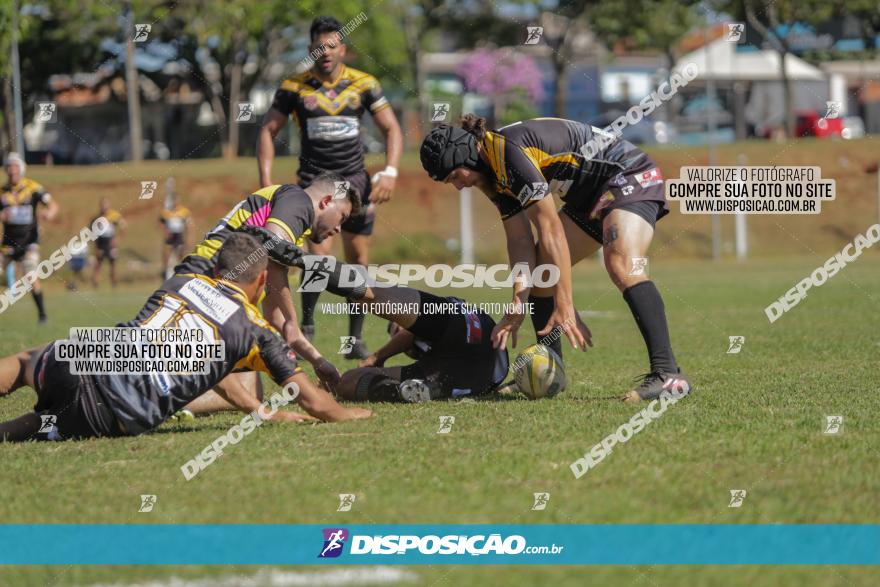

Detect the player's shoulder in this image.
[107,209,123,221]
[278,71,313,94]
[22,177,45,193]
[177,205,191,216]
[344,67,380,89]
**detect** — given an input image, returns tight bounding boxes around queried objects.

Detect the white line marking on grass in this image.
[82,566,417,587]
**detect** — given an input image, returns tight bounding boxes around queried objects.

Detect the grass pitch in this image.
[1,253,878,586]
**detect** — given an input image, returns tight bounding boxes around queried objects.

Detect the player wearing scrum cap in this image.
[419,116,691,402]
[1,153,59,323]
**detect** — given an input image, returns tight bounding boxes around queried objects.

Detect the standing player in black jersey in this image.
[257,15,404,359]
[0,233,371,441]
[1,153,58,323]
[420,116,692,402]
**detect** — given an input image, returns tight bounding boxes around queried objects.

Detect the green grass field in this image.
[1,251,878,585]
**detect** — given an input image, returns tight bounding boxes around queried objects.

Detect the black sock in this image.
[0,413,43,442]
[301,291,320,326]
[32,291,46,319]
[528,295,562,359]
[348,304,365,339]
[622,281,678,373]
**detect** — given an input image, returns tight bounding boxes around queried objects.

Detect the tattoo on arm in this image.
[603,224,619,246]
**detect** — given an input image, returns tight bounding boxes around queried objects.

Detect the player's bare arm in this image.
[370,106,403,204]
[360,329,415,368]
[493,206,536,349]
[261,221,341,389]
[525,196,591,351]
[257,108,288,188]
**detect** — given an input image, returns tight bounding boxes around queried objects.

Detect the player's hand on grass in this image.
[315,358,341,390]
[370,174,395,204]
[491,301,526,349]
[271,410,316,423]
[359,354,383,368]
[344,407,373,421]
[539,305,592,351]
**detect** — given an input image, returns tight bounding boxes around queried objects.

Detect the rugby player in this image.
[239,225,508,403]
[0,233,371,441]
[1,153,58,323]
[257,15,403,359]
[91,198,126,288]
[419,116,692,402]
[159,189,192,281]
[172,174,360,412]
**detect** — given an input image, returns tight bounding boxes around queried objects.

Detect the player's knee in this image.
[604,251,645,291]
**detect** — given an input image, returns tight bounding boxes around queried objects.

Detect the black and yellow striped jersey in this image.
[476,118,658,220]
[176,184,314,276]
[93,273,300,435]
[1,178,51,246]
[271,65,390,176]
[91,209,124,240]
[160,205,191,235]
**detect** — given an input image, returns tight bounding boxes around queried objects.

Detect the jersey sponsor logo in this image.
[517,182,549,204]
[636,168,663,188]
[464,311,483,344]
[306,116,360,141]
[609,173,628,187]
[304,95,318,110]
[179,279,240,325]
[5,205,34,225]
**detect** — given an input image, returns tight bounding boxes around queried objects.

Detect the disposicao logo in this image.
[318,528,349,558]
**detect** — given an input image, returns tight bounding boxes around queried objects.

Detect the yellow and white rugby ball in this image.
[514,344,566,399]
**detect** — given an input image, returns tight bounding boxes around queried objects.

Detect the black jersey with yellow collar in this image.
[477,118,661,220]
[91,273,301,435]
[176,184,314,276]
[271,65,390,176]
[1,178,51,247]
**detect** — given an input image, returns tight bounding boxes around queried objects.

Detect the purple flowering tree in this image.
[457,48,544,125]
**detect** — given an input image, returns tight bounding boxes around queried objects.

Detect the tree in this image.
[711,0,833,137]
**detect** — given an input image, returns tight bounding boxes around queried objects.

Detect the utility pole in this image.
[11,0,25,154]
[123,0,144,162]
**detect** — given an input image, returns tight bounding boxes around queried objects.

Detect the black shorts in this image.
[560,162,669,244]
[32,345,123,440]
[399,293,507,398]
[299,168,375,236]
[95,237,117,260]
[2,242,36,262]
[165,233,185,248]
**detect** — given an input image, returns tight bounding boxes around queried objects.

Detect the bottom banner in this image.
[1,525,878,565]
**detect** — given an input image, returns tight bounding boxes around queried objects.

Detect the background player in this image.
[420,116,691,402]
[91,198,126,288]
[0,233,371,441]
[160,186,193,281]
[1,153,58,323]
[257,15,404,359]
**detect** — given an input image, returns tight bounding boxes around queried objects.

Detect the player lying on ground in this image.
[172,173,361,414]
[420,116,691,402]
[0,233,371,441]
[240,224,509,403]
[338,291,509,403]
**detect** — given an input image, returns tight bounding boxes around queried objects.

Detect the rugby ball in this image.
[513,344,566,399]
